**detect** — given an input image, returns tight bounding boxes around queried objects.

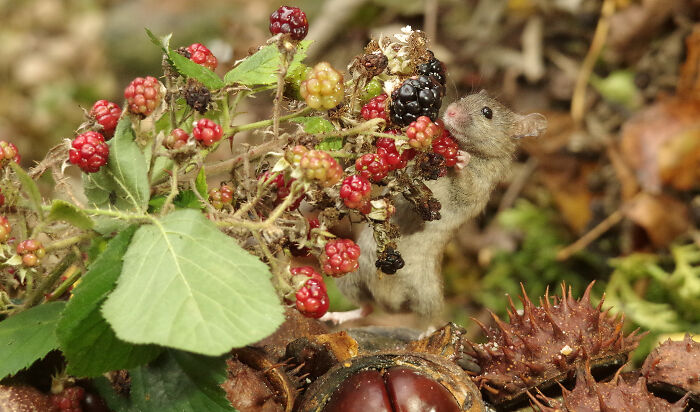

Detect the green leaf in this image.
[0,302,65,379]
[145,28,170,53]
[290,116,335,134]
[57,227,161,377]
[224,40,311,86]
[83,168,115,209]
[316,136,344,151]
[148,191,203,214]
[150,156,174,183]
[46,200,94,230]
[290,116,343,151]
[168,50,225,91]
[108,119,150,212]
[195,168,208,199]
[128,350,235,411]
[102,209,284,355]
[10,162,44,219]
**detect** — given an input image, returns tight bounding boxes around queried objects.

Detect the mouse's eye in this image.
[481,106,493,119]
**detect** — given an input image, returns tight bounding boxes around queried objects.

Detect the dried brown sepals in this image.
[642,334,700,403]
[530,365,688,412]
[466,281,644,407]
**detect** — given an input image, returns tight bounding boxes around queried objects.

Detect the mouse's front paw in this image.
[456,150,471,170]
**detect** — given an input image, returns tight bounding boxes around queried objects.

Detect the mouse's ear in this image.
[510,112,547,139]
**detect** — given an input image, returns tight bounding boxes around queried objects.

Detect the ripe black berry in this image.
[375,247,404,274]
[390,75,443,126]
[417,56,447,89]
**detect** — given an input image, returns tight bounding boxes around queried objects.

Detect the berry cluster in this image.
[185,43,218,71]
[89,100,121,139]
[50,386,85,412]
[192,118,223,147]
[299,150,343,187]
[16,239,45,268]
[269,6,308,41]
[300,62,344,110]
[361,93,388,121]
[0,216,10,243]
[406,116,442,150]
[376,135,415,171]
[432,128,459,167]
[417,56,447,90]
[164,128,190,150]
[208,184,234,210]
[340,175,371,212]
[0,141,20,166]
[390,75,443,126]
[124,76,163,116]
[355,153,389,182]
[69,131,110,173]
[320,238,361,276]
[291,266,329,318]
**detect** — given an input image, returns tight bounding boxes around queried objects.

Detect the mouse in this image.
[332,90,547,320]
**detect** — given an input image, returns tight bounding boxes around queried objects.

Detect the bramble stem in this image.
[160,163,179,215]
[45,232,95,252]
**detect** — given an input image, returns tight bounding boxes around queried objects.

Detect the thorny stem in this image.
[232,173,279,219]
[312,117,385,141]
[221,94,232,135]
[160,163,179,215]
[45,232,95,252]
[18,252,78,313]
[273,40,296,138]
[218,181,303,231]
[229,106,313,135]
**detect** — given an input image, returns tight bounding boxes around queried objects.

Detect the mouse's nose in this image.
[446,107,457,117]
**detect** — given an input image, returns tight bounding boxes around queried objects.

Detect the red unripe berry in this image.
[406,116,441,150]
[355,153,389,182]
[375,136,415,171]
[295,277,329,318]
[0,216,10,243]
[164,128,190,149]
[124,76,163,116]
[192,118,223,147]
[208,184,234,210]
[69,131,109,173]
[269,6,309,41]
[320,238,361,277]
[0,141,20,166]
[340,175,371,212]
[50,386,85,412]
[290,266,325,289]
[90,100,121,139]
[432,128,459,167]
[361,93,388,121]
[185,43,218,70]
[16,239,45,267]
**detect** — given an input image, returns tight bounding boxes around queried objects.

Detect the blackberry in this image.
[390,75,442,126]
[375,247,404,274]
[417,55,447,90]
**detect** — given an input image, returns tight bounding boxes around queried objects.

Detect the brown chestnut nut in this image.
[296,352,484,411]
